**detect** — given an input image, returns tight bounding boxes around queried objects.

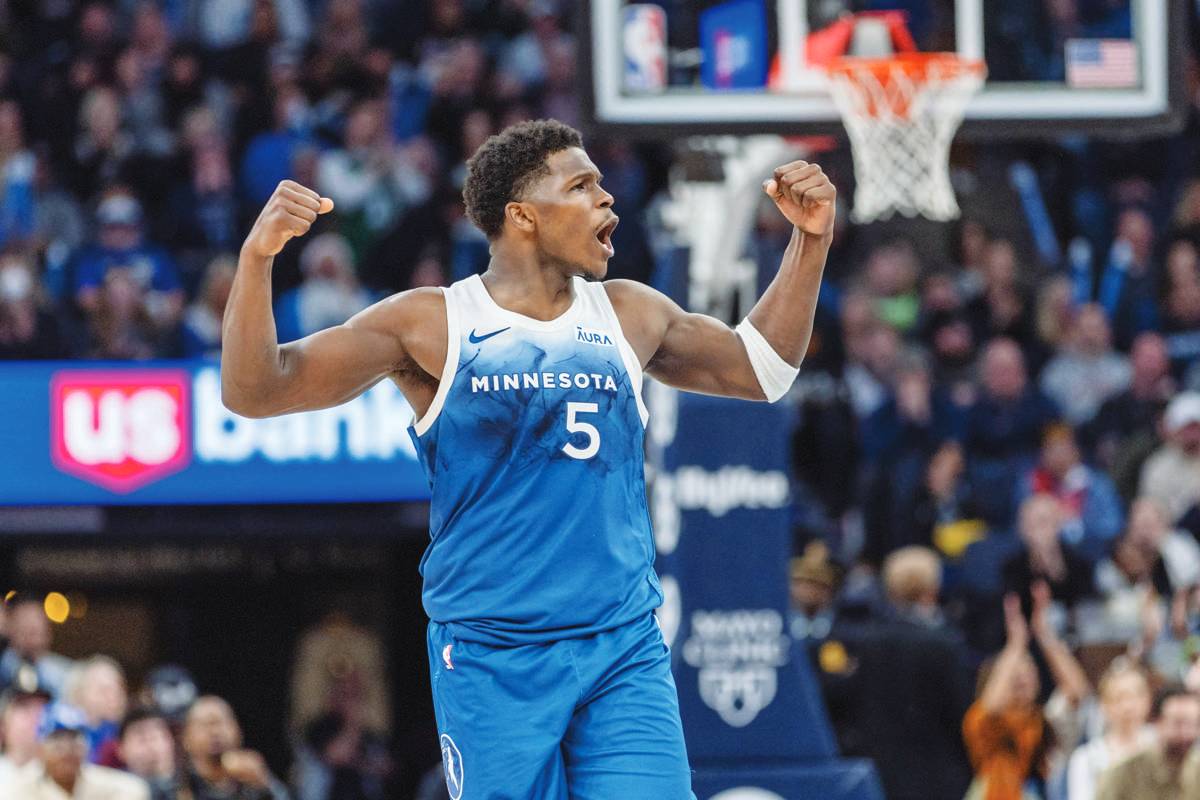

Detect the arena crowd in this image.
[1,0,1200,799]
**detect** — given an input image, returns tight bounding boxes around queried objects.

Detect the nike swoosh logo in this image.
[468,327,510,344]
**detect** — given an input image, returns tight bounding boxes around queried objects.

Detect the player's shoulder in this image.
[345,285,446,337]
[601,278,672,313]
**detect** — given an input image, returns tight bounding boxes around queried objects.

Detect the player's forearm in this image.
[220,249,287,415]
[745,225,832,367]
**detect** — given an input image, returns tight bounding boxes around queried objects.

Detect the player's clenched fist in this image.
[243,180,335,259]
[763,161,836,237]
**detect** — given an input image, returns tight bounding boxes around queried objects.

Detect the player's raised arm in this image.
[609,160,834,401]
[220,180,444,418]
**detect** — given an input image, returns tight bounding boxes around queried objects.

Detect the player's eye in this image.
[572,181,587,191]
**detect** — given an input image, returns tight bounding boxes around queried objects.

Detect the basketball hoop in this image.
[825,52,985,223]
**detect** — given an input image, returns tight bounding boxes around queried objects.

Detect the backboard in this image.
[581,0,1189,138]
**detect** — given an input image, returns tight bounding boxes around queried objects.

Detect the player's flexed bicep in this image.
[220,180,447,418]
[606,281,765,400]
[607,159,836,402]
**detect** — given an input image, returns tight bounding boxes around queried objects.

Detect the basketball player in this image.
[221,120,835,799]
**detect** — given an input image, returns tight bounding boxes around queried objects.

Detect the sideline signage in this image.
[1,360,429,505]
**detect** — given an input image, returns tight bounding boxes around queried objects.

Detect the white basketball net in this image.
[826,57,984,223]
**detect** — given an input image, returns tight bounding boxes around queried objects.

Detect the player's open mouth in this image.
[595,217,618,257]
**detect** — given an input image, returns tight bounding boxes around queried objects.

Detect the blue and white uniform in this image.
[410,274,693,799]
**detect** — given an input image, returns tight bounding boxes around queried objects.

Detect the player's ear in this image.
[504,201,536,235]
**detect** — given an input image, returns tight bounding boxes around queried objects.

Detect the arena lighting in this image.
[43,592,70,624]
[3,590,15,604]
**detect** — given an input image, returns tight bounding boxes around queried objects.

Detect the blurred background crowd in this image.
[0,0,1199,798]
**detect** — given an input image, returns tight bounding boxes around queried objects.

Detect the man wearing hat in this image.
[0,679,52,789]
[10,702,149,799]
[1140,392,1200,524]
[71,186,184,332]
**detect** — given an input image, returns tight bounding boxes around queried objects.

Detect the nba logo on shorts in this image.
[440,734,464,800]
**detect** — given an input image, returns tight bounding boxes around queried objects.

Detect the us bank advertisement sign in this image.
[1,360,429,505]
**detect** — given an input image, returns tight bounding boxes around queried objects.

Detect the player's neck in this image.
[483,243,576,322]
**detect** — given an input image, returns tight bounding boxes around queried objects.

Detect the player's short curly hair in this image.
[463,119,584,239]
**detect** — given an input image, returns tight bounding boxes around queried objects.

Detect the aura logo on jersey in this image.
[51,369,192,492]
[575,325,615,347]
[681,609,790,728]
[440,734,464,800]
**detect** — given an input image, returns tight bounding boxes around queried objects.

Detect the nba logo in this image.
[50,369,191,493]
[623,4,667,92]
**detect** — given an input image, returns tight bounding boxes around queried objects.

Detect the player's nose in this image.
[597,186,614,209]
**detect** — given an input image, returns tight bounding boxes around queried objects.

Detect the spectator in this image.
[828,547,973,800]
[165,106,240,268]
[862,239,921,334]
[182,254,236,358]
[1096,686,1200,800]
[1087,332,1175,479]
[910,440,989,561]
[13,702,149,799]
[842,296,900,421]
[1088,522,1182,647]
[0,252,68,360]
[239,82,313,210]
[964,585,1091,800]
[788,541,841,642]
[0,683,52,785]
[65,655,128,764]
[181,695,290,800]
[1162,239,1200,377]
[316,100,437,263]
[1003,494,1095,613]
[1039,304,1131,426]
[1098,207,1161,349]
[69,86,136,203]
[1017,423,1124,563]
[1140,392,1200,524]
[273,233,376,344]
[0,98,37,251]
[72,188,184,335]
[1065,659,1155,800]
[0,599,73,698]
[964,338,1061,524]
[118,707,180,800]
[962,593,1048,800]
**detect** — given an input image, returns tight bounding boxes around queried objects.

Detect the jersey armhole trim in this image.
[594,281,650,427]
[412,286,459,437]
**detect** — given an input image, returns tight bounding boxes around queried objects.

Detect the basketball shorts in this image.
[426,611,696,799]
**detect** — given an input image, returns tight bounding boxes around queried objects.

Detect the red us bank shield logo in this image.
[50,370,191,493]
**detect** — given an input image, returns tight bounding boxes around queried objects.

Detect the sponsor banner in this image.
[650,389,838,762]
[1,360,429,506]
[700,0,768,90]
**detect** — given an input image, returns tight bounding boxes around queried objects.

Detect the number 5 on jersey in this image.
[562,402,600,460]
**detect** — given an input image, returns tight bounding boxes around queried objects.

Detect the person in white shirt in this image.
[0,683,51,788]
[11,702,148,800]
[1066,659,1156,800]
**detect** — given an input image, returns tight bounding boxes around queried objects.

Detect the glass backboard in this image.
[581,0,1188,137]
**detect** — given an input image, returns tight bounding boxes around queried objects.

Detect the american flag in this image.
[1065,39,1139,88]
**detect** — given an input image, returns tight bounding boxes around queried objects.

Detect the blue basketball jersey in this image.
[408,274,663,646]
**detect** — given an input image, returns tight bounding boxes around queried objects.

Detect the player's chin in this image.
[580,259,609,281]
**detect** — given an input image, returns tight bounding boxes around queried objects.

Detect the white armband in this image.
[735,318,799,403]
